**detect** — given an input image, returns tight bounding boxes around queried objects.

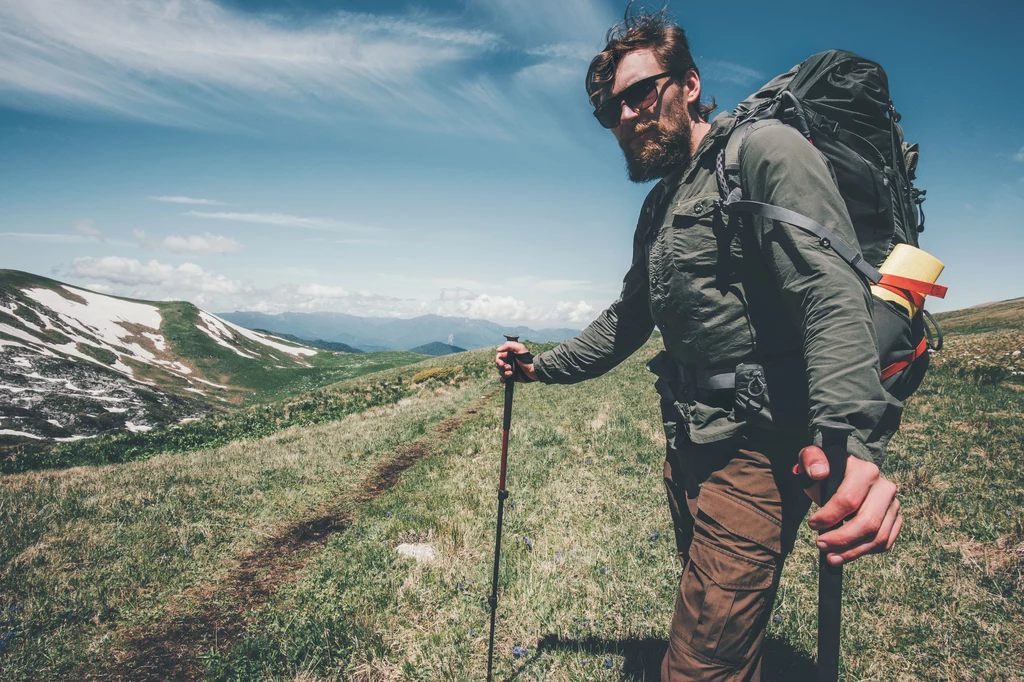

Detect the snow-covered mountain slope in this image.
[0,270,318,443]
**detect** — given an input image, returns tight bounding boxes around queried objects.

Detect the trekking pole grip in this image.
[817,422,855,511]
[815,421,855,682]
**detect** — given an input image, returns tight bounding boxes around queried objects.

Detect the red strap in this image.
[877,281,925,308]
[878,273,947,299]
[881,336,929,381]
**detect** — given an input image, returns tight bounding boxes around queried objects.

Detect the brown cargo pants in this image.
[660,431,812,682]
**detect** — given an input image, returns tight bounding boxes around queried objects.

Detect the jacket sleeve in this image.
[740,123,903,465]
[532,223,654,385]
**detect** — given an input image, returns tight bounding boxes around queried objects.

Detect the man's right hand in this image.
[495,341,538,383]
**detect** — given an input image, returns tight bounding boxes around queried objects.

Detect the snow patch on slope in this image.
[220,318,317,358]
[196,311,258,359]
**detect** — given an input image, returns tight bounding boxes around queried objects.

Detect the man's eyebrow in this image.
[607,77,643,100]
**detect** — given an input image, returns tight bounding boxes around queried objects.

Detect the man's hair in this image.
[585,8,716,121]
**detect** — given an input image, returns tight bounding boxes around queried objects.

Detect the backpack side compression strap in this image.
[726,199,883,284]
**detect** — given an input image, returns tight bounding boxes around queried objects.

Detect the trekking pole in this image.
[815,421,855,682]
[486,334,532,681]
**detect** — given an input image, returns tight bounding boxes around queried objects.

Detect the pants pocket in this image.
[673,484,783,667]
[678,536,776,666]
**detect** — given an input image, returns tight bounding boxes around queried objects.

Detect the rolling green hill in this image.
[409,341,468,356]
[0,300,1020,681]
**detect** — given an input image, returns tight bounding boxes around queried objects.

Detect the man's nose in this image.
[618,100,641,126]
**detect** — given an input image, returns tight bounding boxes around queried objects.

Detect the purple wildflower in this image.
[512,645,527,657]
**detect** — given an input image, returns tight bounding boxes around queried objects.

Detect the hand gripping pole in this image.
[816,422,855,682]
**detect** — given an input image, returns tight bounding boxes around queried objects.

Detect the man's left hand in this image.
[795,447,903,567]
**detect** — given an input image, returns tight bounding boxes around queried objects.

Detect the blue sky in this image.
[1,0,1021,328]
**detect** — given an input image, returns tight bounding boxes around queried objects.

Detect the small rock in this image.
[395,543,437,563]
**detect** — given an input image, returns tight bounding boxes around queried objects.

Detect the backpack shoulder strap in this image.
[717,118,781,204]
[717,118,883,285]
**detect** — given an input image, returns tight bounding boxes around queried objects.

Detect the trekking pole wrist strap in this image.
[511,350,535,382]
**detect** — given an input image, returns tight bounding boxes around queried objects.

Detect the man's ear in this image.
[682,69,701,109]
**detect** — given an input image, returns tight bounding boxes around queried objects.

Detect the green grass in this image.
[1,318,1022,680]
[1,349,494,473]
[0,375,490,681]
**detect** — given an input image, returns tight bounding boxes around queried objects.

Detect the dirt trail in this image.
[92,390,497,682]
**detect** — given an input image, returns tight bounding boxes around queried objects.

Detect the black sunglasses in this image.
[593,71,673,129]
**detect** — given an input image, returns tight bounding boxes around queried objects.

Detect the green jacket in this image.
[533,113,902,465]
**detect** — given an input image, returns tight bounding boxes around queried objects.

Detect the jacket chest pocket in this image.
[664,195,740,277]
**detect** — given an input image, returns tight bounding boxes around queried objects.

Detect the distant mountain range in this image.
[254,330,363,354]
[218,311,581,352]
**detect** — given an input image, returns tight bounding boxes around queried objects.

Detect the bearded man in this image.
[496,9,904,681]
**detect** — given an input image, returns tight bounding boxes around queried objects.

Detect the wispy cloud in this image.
[701,59,766,86]
[468,0,610,46]
[0,0,503,132]
[72,218,104,241]
[1014,145,1024,162]
[149,195,226,206]
[134,229,243,255]
[0,232,89,243]
[527,43,597,61]
[184,211,381,233]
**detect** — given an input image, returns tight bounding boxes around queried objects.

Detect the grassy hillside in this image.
[0,270,426,450]
[933,297,1024,335]
[409,341,468,356]
[0,307,1021,680]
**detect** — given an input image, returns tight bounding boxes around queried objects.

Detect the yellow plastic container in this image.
[870,244,945,317]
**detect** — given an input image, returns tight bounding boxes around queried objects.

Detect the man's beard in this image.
[621,108,693,183]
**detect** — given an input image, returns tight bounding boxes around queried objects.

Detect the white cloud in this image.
[439,287,478,301]
[0,0,504,132]
[0,232,89,242]
[149,195,225,205]
[185,210,380,233]
[434,292,594,325]
[61,258,595,327]
[527,43,596,61]
[71,256,248,295]
[467,0,610,45]
[82,283,112,294]
[135,229,243,254]
[507,276,596,293]
[296,284,350,299]
[72,218,104,241]
[229,284,595,326]
[1014,146,1024,162]
[701,59,765,86]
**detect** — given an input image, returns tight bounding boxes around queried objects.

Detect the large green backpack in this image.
[718,49,946,400]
